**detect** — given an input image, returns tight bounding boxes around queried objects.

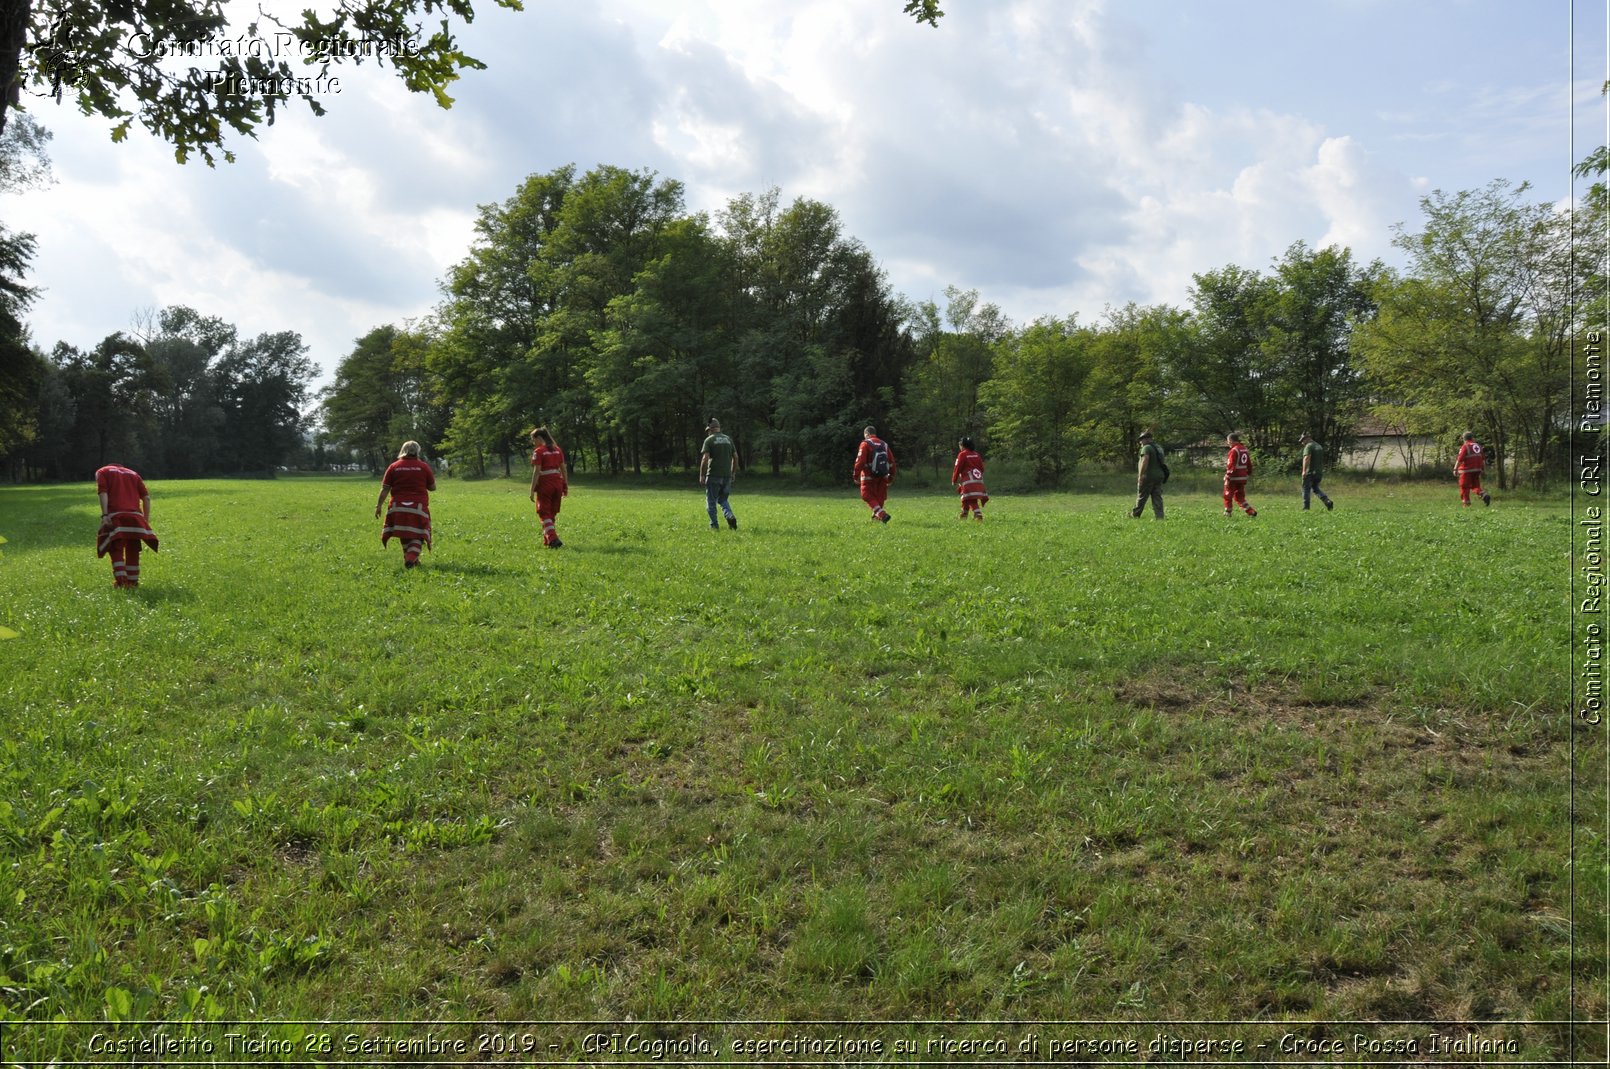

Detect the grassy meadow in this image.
[0,473,1600,1062]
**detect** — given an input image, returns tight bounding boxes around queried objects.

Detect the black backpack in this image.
[868,440,891,478]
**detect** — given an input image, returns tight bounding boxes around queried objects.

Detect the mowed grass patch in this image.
[0,476,1595,1057]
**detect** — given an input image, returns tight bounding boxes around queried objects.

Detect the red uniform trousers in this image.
[1223,477,1254,514]
[535,488,564,545]
[859,476,890,520]
[96,511,158,588]
[105,536,144,587]
[381,499,431,564]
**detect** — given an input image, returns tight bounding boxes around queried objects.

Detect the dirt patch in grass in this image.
[1113,675,1558,751]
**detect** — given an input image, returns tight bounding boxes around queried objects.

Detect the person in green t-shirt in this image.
[699,417,739,530]
[1298,432,1334,511]
[1129,429,1166,519]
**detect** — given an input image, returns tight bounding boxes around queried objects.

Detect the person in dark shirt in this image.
[699,418,739,531]
[1129,430,1166,520]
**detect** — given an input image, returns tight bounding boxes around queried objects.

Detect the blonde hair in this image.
[530,426,557,449]
[398,440,421,458]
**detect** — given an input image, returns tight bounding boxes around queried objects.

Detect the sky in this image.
[7,0,1608,391]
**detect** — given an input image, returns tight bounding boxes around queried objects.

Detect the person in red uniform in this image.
[1454,431,1492,507]
[529,426,569,548]
[952,436,989,521]
[1222,432,1257,518]
[95,464,158,589]
[375,440,436,567]
[852,425,895,523]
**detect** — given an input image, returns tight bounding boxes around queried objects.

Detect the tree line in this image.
[3,306,317,481]
[0,156,1597,487]
[317,163,1591,489]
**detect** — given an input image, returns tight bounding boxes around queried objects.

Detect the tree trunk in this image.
[0,0,31,135]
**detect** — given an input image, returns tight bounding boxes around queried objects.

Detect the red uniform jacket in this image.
[94,465,158,557]
[952,449,988,501]
[1224,444,1251,483]
[382,456,436,503]
[1456,441,1486,474]
[532,446,567,492]
[380,457,436,548]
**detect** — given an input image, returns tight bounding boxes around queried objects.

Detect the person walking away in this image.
[1129,430,1166,519]
[1454,431,1492,507]
[529,426,570,546]
[95,463,158,588]
[376,440,436,567]
[952,437,989,521]
[1298,432,1334,511]
[1223,432,1257,518]
[853,426,896,523]
[699,418,739,530]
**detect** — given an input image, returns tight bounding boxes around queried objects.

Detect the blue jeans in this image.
[706,477,734,523]
[1302,473,1331,508]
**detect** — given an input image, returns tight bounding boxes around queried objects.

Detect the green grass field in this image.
[0,474,1601,1063]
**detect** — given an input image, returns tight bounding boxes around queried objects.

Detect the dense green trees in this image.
[892,287,1002,475]
[0,115,48,476]
[142,306,233,476]
[3,157,1593,487]
[1260,243,1381,453]
[1156,243,1381,457]
[1355,181,1575,487]
[428,164,692,475]
[978,317,1090,483]
[392,166,913,478]
[1077,302,1178,465]
[321,324,442,471]
[5,307,316,480]
[323,162,1597,489]
[958,242,1381,481]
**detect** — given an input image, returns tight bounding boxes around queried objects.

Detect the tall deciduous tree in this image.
[322,324,410,471]
[1077,302,1181,464]
[592,214,733,471]
[435,163,689,475]
[1259,241,1381,457]
[717,190,912,474]
[142,305,235,475]
[0,113,48,471]
[545,164,686,473]
[431,164,572,475]
[1167,264,1280,449]
[981,316,1091,483]
[52,333,162,474]
[1356,181,1573,486]
[212,329,315,473]
[893,286,1003,474]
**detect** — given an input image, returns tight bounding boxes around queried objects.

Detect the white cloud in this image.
[5,0,1585,382]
